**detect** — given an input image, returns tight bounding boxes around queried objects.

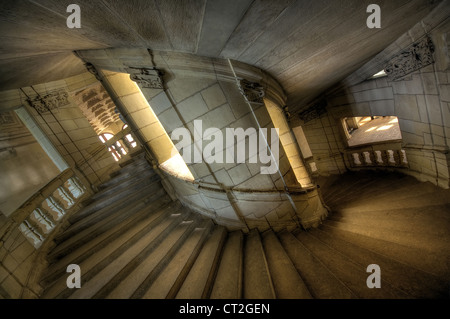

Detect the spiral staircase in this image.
[38,155,450,299]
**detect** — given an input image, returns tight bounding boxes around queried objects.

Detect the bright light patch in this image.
[365,127,377,132]
[376,125,393,131]
[160,154,194,181]
[389,118,398,124]
[371,70,387,78]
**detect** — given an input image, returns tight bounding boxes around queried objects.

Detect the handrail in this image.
[158,164,316,196]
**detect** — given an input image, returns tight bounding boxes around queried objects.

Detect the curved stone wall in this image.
[76,48,329,230]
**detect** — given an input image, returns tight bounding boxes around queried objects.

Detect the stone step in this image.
[319,223,450,279]
[100,215,201,299]
[143,220,214,299]
[278,230,355,299]
[176,226,227,299]
[261,230,312,299]
[323,218,449,255]
[309,228,448,298]
[243,229,276,299]
[329,205,450,240]
[210,231,243,299]
[324,175,384,205]
[98,156,149,190]
[325,174,413,208]
[321,173,375,202]
[68,212,197,299]
[41,200,181,287]
[62,183,166,244]
[331,178,446,210]
[49,187,169,261]
[295,231,409,298]
[337,188,450,212]
[90,168,156,203]
[68,173,160,226]
[41,209,186,299]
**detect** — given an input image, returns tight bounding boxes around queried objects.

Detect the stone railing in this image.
[346,144,408,169]
[0,168,90,249]
[104,126,141,163]
[157,165,328,232]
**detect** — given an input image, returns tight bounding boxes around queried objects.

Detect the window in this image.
[99,132,127,162]
[122,124,137,148]
[343,116,402,147]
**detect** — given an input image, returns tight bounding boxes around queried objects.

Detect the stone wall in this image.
[0,72,122,188]
[75,48,328,231]
[0,227,37,298]
[296,16,450,188]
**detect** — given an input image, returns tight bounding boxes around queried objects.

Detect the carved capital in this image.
[129,67,164,89]
[385,36,435,81]
[238,79,265,104]
[27,90,70,114]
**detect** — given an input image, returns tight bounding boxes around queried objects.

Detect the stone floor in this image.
[348,116,402,147]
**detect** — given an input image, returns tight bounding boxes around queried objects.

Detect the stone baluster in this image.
[67,176,85,199]
[374,150,383,165]
[380,150,389,166]
[362,151,372,165]
[32,206,55,233]
[46,195,66,220]
[399,150,408,166]
[19,219,44,248]
[392,150,401,166]
[57,185,75,208]
[351,153,362,166]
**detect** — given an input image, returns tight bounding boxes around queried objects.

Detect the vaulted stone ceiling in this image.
[0,0,443,112]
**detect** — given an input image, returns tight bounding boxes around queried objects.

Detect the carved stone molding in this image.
[129,67,164,89]
[27,90,70,114]
[384,36,435,81]
[298,99,327,123]
[238,79,265,104]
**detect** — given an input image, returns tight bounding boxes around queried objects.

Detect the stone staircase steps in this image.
[41,200,181,287]
[210,231,243,299]
[127,215,203,299]
[277,230,356,299]
[308,228,447,298]
[38,161,450,299]
[73,170,157,224]
[320,223,450,280]
[97,154,149,191]
[67,212,196,299]
[261,230,312,299]
[295,230,409,298]
[176,226,227,299]
[329,205,450,241]
[324,218,449,254]
[243,229,276,299]
[42,206,183,299]
[144,220,214,299]
[49,187,169,261]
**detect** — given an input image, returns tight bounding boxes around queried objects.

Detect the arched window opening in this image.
[98,132,128,162]
[122,124,137,148]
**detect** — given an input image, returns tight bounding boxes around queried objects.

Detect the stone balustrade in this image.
[1,169,90,249]
[347,145,408,169]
